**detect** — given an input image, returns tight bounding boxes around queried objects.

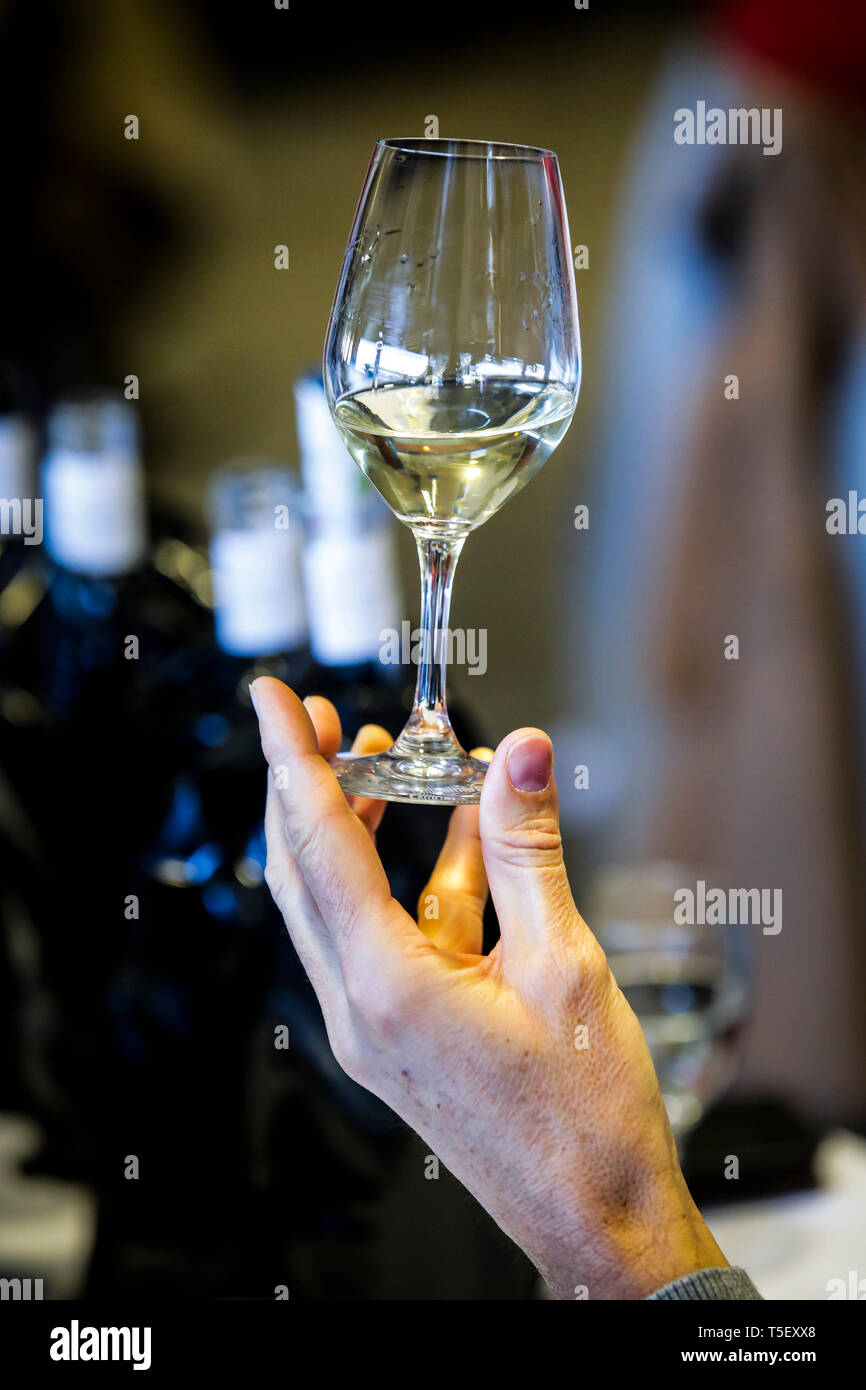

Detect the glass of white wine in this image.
[323,137,581,803]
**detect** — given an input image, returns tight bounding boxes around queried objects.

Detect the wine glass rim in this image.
[378,137,557,162]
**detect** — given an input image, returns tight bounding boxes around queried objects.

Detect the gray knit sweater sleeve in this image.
[647,1266,763,1300]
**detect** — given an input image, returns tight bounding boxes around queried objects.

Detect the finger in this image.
[418,806,487,953]
[251,677,423,963]
[301,695,342,759]
[263,772,344,1005]
[470,746,495,763]
[265,774,361,1067]
[479,728,581,958]
[302,697,392,836]
[345,723,393,836]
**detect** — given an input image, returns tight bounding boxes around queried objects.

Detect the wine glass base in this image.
[331,748,488,805]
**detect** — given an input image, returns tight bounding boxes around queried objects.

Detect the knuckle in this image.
[329,1024,368,1084]
[578,939,616,1001]
[259,732,285,770]
[263,856,289,902]
[533,930,614,1015]
[349,982,397,1042]
[283,797,344,864]
[282,808,318,861]
[343,957,406,1045]
[487,813,564,867]
[568,926,610,981]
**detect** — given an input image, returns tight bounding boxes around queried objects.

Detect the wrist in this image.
[605,1188,728,1300]
[537,1173,726,1301]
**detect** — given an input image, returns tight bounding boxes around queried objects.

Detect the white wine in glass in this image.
[334,379,576,534]
[324,138,581,804]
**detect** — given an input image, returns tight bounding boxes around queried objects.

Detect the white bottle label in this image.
[211,526,307,657]
[303,526,400,666]
[42,448,147,575]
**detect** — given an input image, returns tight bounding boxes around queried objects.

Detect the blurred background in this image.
[0,0,865,1300]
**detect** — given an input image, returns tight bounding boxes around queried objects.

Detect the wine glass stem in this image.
[392,530,466,759]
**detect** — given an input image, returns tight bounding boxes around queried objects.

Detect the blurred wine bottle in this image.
[0,395,205,782]
[39,395,204,722]
[142,460,310,841]
[0,393,208,1175]
[120,460,311,1058]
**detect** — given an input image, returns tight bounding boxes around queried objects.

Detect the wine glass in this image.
[587,863,752,1142]
[323,137,581,803]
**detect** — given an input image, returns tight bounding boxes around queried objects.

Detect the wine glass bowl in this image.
[323,137,580,804]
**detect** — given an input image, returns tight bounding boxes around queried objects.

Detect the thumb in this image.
[479,728,578,957]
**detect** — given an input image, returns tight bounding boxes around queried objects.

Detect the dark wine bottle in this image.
[3,394,208,1179]
[143,461,311,835]
[0,395,205,759]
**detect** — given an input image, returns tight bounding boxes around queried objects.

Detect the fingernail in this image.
[248,681,260,715]
[507,734,552,793]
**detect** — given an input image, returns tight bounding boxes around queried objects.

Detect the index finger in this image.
[251,677,420,958]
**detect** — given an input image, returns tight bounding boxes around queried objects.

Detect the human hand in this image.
[251,678,727,1299]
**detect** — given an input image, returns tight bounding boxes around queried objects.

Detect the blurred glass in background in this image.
[589,863,751,1139]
